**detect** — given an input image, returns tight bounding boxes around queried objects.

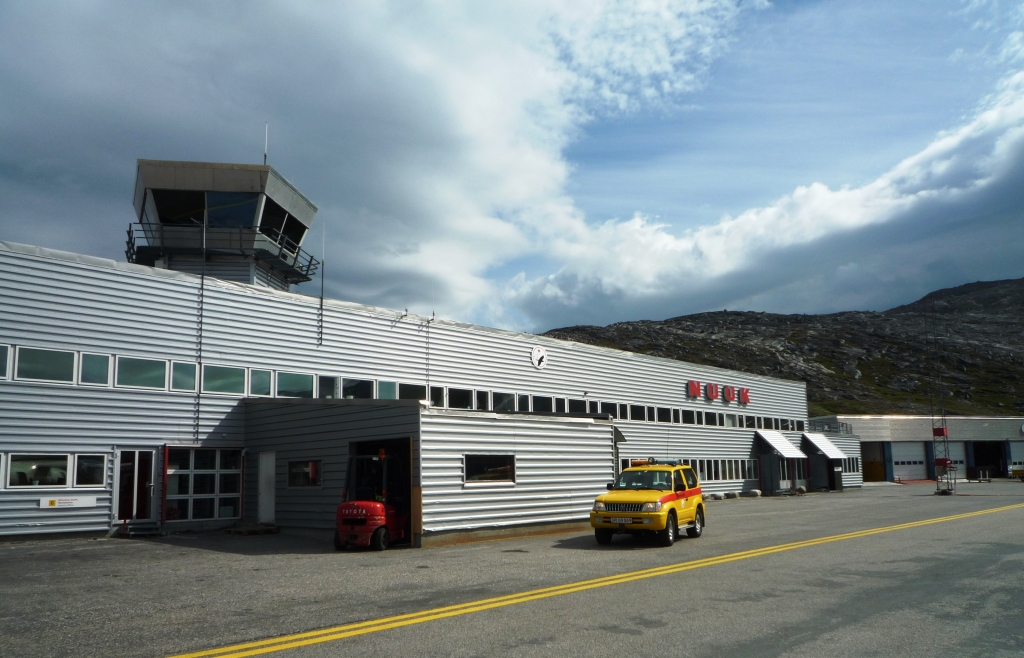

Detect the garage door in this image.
[1011,442,1024,475]
[946,441,966,474]
[891,442,927,481]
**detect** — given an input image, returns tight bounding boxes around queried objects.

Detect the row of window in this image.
[894,460,925,466]
[841,457,861,473]
[0,345,806,431]
[2,454,105,489]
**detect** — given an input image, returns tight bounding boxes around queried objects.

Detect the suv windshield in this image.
[613,469,673,490]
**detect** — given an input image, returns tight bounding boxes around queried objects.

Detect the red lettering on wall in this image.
[739,388,750,404]
[723,385,736,402]
[687,380,700,398]
[705,383,719,400]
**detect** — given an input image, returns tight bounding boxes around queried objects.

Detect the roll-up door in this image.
[891,442,927,481]
[947,442,967,473]
[1010,442,1024,475]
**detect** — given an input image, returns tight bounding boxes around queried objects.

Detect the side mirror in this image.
[606,482,613,490]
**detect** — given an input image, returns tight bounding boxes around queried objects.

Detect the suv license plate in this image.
[610,517,633,524]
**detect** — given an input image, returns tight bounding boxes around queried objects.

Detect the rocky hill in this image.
[544,278,1024,417]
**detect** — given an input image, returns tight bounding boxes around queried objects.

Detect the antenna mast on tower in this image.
[928,299,955,495]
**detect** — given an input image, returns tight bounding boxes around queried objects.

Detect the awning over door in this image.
[756,430,807,459]
[801,432,847,460]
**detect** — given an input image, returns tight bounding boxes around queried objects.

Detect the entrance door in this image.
[258,451,276,524]
[117,450,155,521]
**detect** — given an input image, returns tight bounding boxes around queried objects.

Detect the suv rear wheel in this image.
[658,512,677,547]
[686,508,704,538]
[595,528,613,545]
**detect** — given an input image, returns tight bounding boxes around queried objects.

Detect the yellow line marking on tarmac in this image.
[170,502,1024,658]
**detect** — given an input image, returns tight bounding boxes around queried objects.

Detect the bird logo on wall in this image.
[531,346,548,370]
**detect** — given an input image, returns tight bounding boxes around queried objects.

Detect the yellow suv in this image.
[590,459,705,546]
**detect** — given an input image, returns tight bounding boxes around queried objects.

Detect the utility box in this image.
[830,465,844,492]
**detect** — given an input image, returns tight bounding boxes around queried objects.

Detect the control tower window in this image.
[207,192,259,228]
[282,216,306,249]
[152,189,204,225]
[259,198,288,238]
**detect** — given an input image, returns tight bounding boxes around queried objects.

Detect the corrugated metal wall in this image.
[1,241,809,535]
[419,410,614,532]
[242,399,421,529]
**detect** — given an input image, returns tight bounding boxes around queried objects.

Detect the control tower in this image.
[126,160,319,290]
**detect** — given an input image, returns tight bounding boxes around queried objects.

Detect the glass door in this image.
[117,450,155,521]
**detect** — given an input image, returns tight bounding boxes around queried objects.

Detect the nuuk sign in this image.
[686,380,750,404]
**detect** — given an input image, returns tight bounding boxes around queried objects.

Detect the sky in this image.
[1,0,1023,332]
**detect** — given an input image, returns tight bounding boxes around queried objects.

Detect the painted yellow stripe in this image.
[170,502,1024,658]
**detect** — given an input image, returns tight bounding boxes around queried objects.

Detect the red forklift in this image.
[335,445,410,551]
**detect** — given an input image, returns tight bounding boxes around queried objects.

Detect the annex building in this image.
[0,160,862,543]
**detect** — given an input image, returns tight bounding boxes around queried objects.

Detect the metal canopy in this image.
[755,430,807,459]
[801,432,847,460]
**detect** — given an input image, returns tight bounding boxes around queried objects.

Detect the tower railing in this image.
[125,222,319,284]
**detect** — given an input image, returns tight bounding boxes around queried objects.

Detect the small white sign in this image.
[39,496,97,509]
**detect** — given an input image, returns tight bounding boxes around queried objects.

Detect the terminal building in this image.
[0,160,862,542]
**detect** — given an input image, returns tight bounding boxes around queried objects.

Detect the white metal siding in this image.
[419,411,614,532]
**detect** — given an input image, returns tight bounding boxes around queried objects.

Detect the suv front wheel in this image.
[658,512,677,547]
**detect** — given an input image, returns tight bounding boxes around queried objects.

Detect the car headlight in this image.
[641,502,662,512]
[593,501,605,512]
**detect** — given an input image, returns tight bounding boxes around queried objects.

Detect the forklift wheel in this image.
[333,530,344,551]
[370,527,390,551]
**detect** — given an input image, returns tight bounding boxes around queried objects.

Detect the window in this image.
[171,362,196,391]
[533,396,553,413]
[75,455,105,486]
[519,394,531,411]
[682,410,696,424]
[80,354,110,385]
[657,408,671,423]
[695,411,704,424]
[277,372,313,398]
[464,454,515,483]
[705,412,718,426]
[725,414,738,428]
[684,469,698,488]
[568,399,587,413]
[619,403,628,420]
[116,356,166,389]
[203,365,245,394]
[795,420,805,432]
[588,400,599,414]
[600,402,616,418]
[342,378,373,399]
[493,392,515,411]
[8,454,68,487]
[773,418,780,430]
[377,380,397,400]
[780,419,790,431]
[250,370,272,396]
[756,416,763,429]
[16,347,75,382]
[207,191,259,228]
[555,398,565,413]
[630,405,646,421]
[431,386,445,407]
[477,390,490,411]
[449,388,474,409]
[0,345,8,378]
[165,448,242,521]
[399,383,427,400]
[745,415,756,429]
[647,406,656,421]
[761,417,773,430]
[673,409,680,424]
[288,460,323,487]
[318,376,338,399]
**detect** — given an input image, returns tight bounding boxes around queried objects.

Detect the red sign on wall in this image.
[685,381,751,405]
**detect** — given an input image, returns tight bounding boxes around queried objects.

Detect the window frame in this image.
[248,369,274,397]
[287,459,324,488]
[78,353,112,387]
[14,346,77,384]
[276,371,315,399]
[170,361,198,392]
[74,454,107,488]
[0,344,9,379]
[164,447,243,521]
[6,453,71,489]
[463,454,516,487]
[201,363,247,396]
[115,355,168,390]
